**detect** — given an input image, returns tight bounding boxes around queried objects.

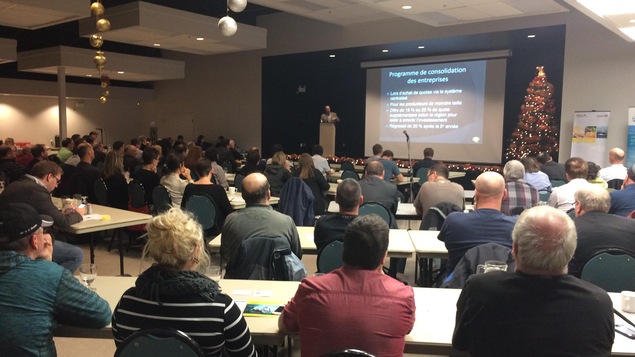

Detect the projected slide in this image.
[380,61,485,144]
[365,56,507,164]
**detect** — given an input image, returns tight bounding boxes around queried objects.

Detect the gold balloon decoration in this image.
[90,2,105,17]
[89,34,103,48]
[89,1,111,103]
[96,18,111,32]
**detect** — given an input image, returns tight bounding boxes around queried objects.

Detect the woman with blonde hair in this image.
[102,150,128,209]
[294,153,329,213]
[112,208,256,357]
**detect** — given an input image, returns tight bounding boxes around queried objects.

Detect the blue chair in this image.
[581,249,635,292]
[415,167,429,187]
[358,202,392,227]
[115,328,203,357]
[550,179,566,188]
[183,193,218,240]
[152,185,172,214]
[340,161,355,171]
[340,170,359,180]
[317,240,344,273]
[234,173,245,192]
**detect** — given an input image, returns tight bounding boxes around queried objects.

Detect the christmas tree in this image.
[505,66,559,160]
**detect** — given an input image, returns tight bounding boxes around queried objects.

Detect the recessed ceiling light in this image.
[418,45,425,49]
[382,49,389,53]
[527,34,536,38]
[196,37,204,41]
[86,74,92,77]
[402,5,412,10]
[329,54,335,58]
[117,71,124,74]
[153,43,161,47]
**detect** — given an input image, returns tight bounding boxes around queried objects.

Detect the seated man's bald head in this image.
[475,171,505,200]
[242,173,270,205]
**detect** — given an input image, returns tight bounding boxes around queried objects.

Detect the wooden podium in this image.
[320,122,336,156]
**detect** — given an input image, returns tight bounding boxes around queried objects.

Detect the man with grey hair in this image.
[569,185,635,276]
[314,178,363,251]
[453,205,614,356]
[500,159,538,215]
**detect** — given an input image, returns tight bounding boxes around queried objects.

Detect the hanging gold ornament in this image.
[103,90,110,97]
[96,18,111,32]
[536,66,545,77]
[100,75,110,88]
[90,2,105,17]
[93,51,107,69]
[99,96,107,104]
[89,34,103,48]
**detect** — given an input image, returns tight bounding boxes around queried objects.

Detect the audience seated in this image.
[311,144,333,178]
[412,147,436,176]
[56,138,74,163]
[438,171,516,275]
[314,178,362,251]
[569,185,635,277]
[102,151,129,210]
[358,161,399,214]
[0,161,86,272]
[599,147,627,182]
[537,151,566,181]
[264,151,292,197]
[0,145,26,184]
[453,205,614,357]
[160,153,193,208]
[181,158,233,237]
[501,160,538,215]
[131,147,161,205]
[279,214,415,357]
[586,161,608,188]
[112,208,256,357]
[413,163,464,219]
[204,147,229,190]
[547,157,591,212]
[184,145,203,181]
[27,144,49,172]
[609,163,635,216]
[521,156,551,193]
[379,150,404,183]
[75,143,101,203]
[293,153,329,214]
[0,203,111,356]
[240,149,264,176]
[15,145,32,168]
[220,173,301,265]
[122,145,142,175]
[366,143,383,162]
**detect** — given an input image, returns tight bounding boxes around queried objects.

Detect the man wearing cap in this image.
[0,160,85,272]
[608,163,635,216]
[0,203,111,356]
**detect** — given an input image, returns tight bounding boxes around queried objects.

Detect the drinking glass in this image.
[205,266,222,282]
[80,263,97,291]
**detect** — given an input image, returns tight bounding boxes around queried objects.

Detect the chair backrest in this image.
[115,328,204,357]
[322,349,376,357]
[183,193,217,231]
[607,179,624,190]
[317,240,344,273]
[93,178,109,206]
[128,180,146,208]
[278,177,316,226]
[152,185,172,214]
[221,160,232,173]
[440,243,515,289]
[225,236,307,281]
[539,191,550,202]
[358,202,392,227]
[550,179,566,188]
[415,167,429,187]
[340,170,359,180]
[234,173,245,192]
[340,161,355,171]
[581,249,635,292]
[420,203,463,230]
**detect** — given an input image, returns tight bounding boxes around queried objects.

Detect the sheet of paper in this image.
[252,290,273,297]
[231,289,252,296]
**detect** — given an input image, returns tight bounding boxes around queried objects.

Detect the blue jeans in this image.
[53,241,84,273]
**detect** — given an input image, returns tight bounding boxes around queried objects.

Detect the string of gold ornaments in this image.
[89,1,111,104]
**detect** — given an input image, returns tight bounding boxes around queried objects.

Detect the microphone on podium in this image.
[403,130,410,140]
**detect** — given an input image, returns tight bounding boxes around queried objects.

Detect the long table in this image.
[208,226,414,259]
[227,192,279,210]
[54,276,635,356]
[327,201,419,220]
[54,199,152,276]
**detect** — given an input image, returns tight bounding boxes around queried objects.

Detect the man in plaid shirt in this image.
[501,160,538,215]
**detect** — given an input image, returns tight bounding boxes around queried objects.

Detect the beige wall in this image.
[2,9,635,165]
